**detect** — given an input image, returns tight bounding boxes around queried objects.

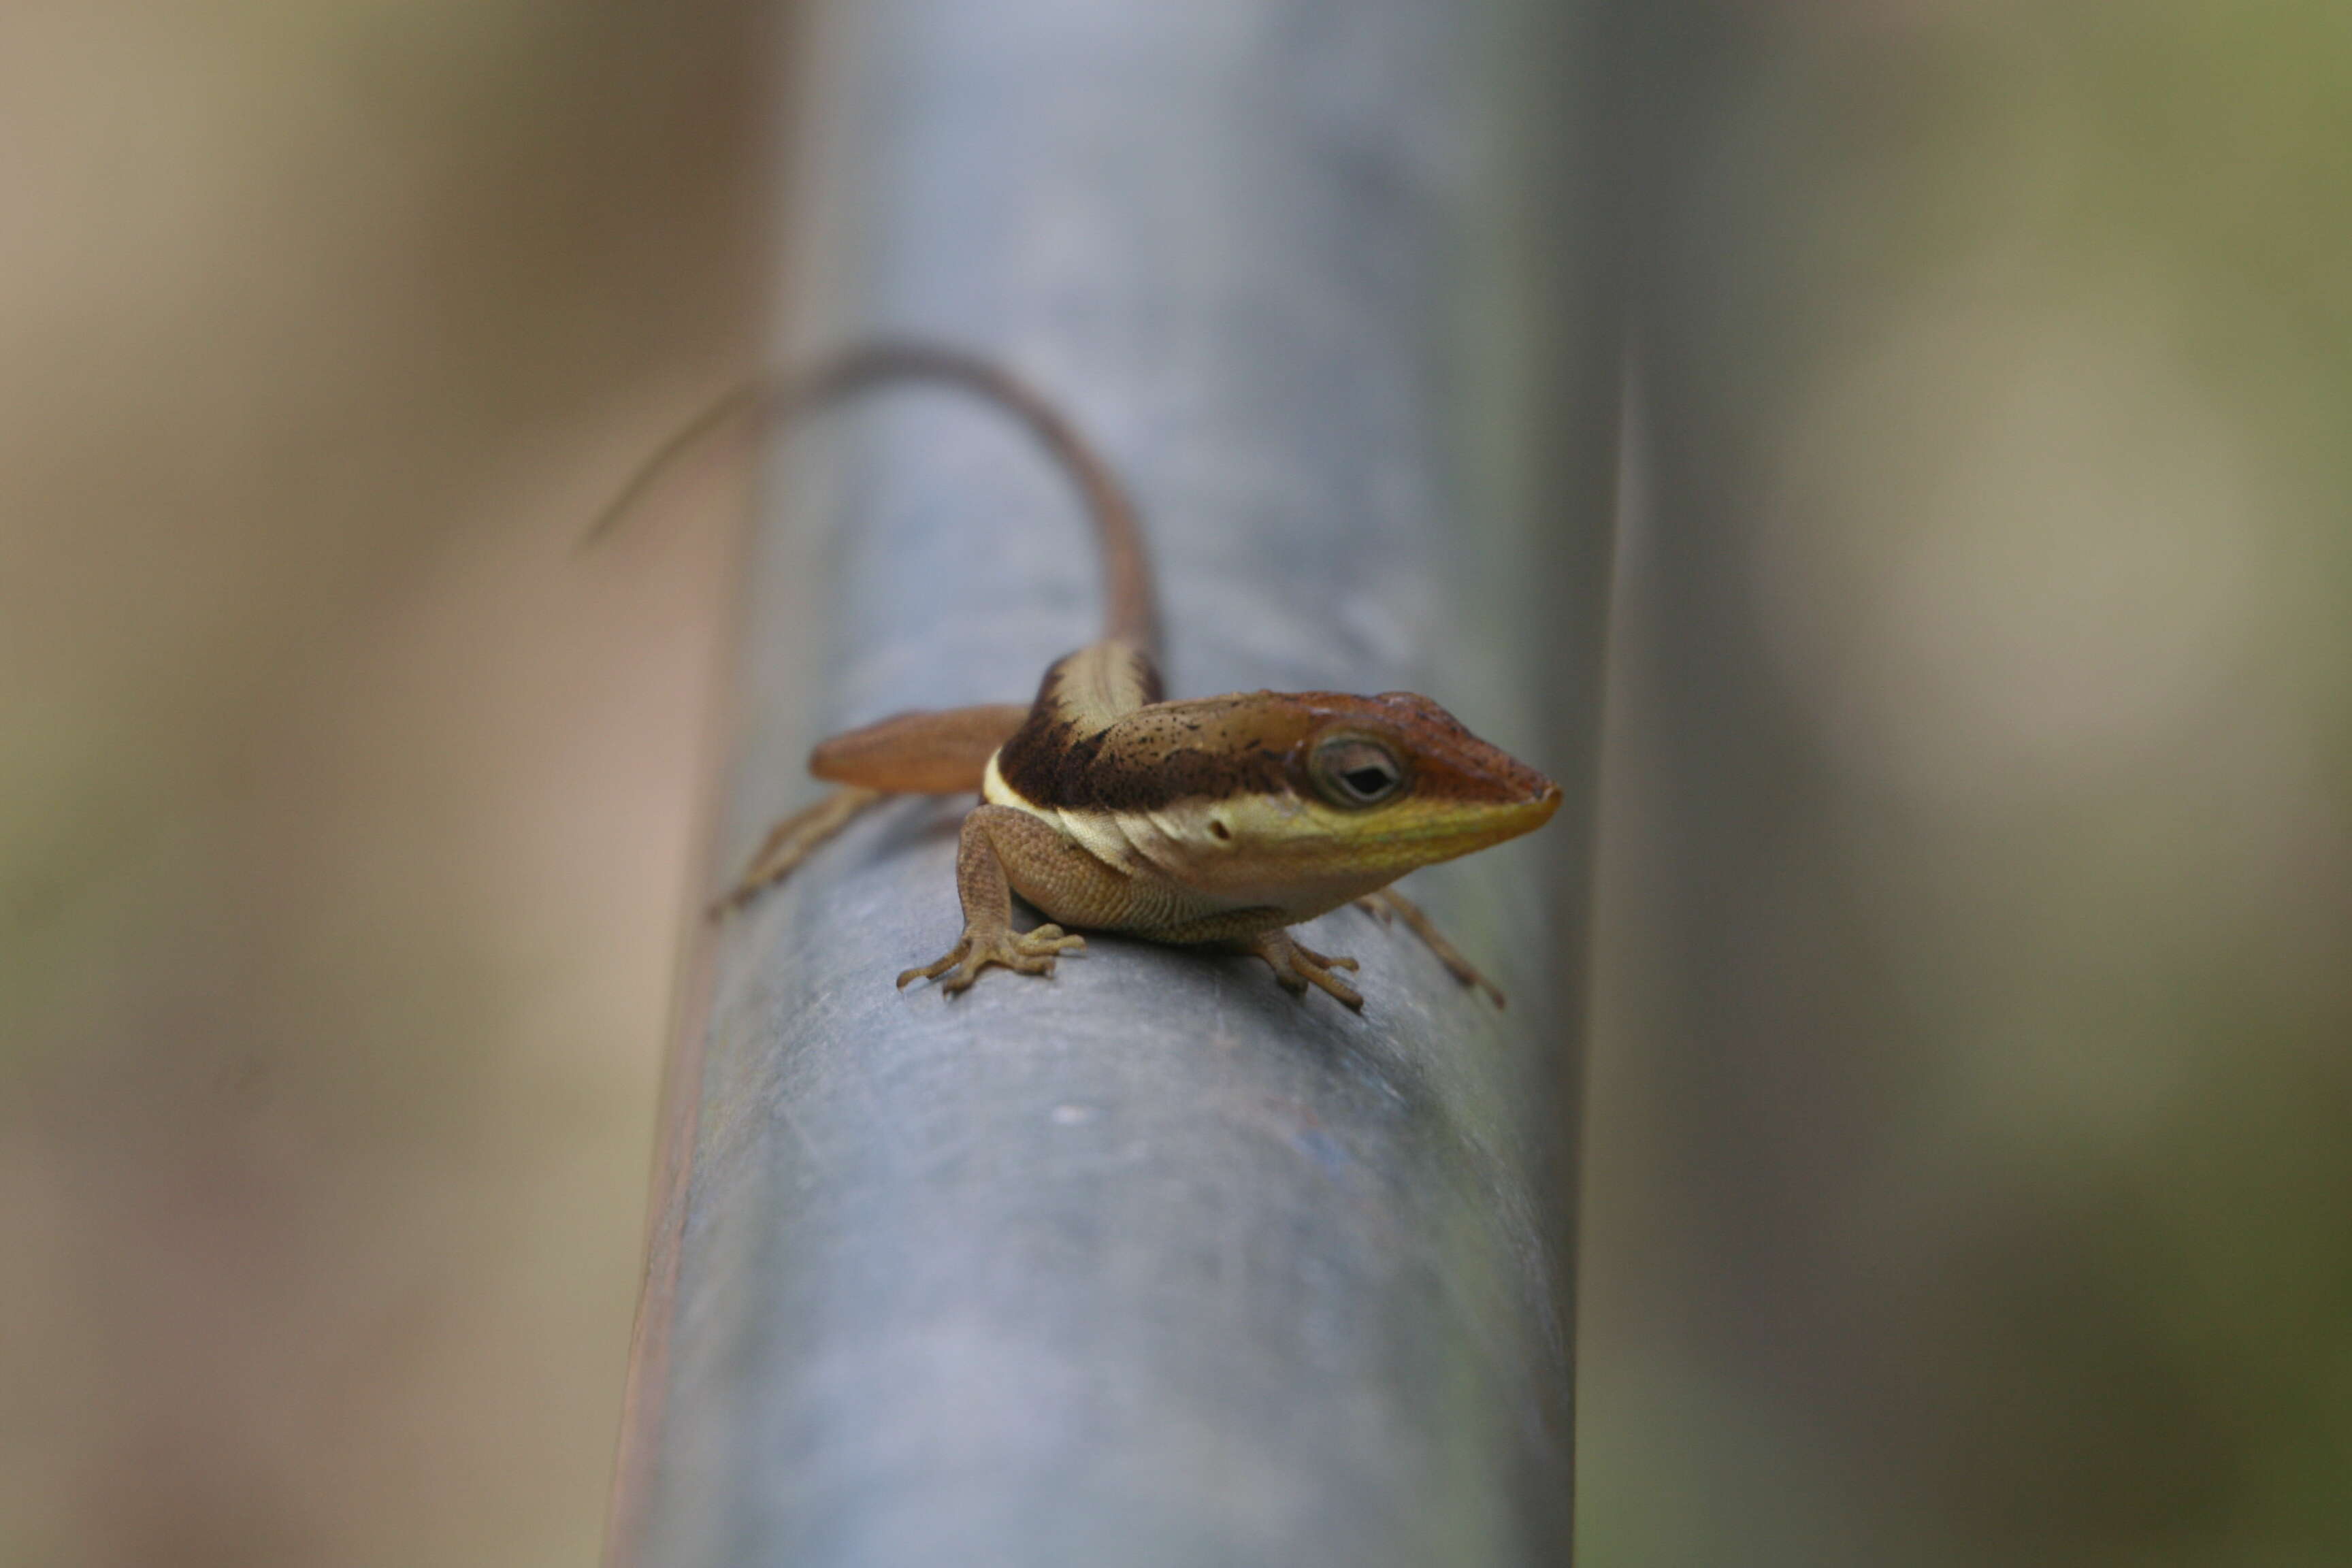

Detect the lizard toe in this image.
[1247,930,1366,1010]
[904,924,1083,995]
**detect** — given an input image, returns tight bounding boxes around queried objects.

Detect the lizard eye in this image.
[1309,736,1407,808]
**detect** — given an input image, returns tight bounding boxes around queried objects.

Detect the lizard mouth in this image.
[1475,780,1563,840]
[1361,779,1562,860]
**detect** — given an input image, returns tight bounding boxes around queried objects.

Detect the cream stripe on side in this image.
[981,750,1047,815]
[983,751,1143,877]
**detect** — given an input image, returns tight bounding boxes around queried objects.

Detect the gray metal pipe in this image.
[608,2,1614,1564]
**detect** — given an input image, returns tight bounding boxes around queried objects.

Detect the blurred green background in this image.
[1,2,2345,1565]
[1583,3,2352,1565]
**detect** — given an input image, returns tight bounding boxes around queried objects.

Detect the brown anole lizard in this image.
[612,342,1560,1009]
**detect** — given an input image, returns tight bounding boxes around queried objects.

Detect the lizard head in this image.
[1103,690,1561,909]
[1275,690,1561,875]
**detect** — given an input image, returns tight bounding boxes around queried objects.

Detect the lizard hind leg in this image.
[712,702,1033,919]
[1247,929,1364,1011]
[711,785,886,917]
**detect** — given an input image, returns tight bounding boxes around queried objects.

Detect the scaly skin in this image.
[677,343,1559,1010]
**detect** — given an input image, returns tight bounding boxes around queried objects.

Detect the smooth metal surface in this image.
[612,2,1612,1564]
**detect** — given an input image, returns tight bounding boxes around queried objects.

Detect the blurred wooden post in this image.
[606,1,1616,1563]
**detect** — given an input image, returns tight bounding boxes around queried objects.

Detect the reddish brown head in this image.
[1045,689,1562,911]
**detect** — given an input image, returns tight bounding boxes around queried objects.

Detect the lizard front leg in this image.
[897,806,1098,995]
[1245,929,1365,1011]
[1354,887,1507,1008]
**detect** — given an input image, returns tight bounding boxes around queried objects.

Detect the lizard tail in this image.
[582,340,1160,662]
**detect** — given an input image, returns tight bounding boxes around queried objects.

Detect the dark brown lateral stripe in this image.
[999,684,1554,817]
[1073,736,1292,813]
[994,658,1088,805]
[996,643,1165,803]
[994,710,1080,805]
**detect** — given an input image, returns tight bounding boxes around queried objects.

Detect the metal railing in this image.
[607,2,1615,1563]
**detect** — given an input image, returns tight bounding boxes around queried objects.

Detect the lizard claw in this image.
[898,923,1086,995]
[1247,930,1364,1010]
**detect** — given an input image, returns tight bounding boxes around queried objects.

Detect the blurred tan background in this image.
[1,2,2346,1565]
[1,3,772,1563]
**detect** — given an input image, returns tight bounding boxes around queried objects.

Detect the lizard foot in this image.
[1248,930,1364,1011]
[896,923,1086,995]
